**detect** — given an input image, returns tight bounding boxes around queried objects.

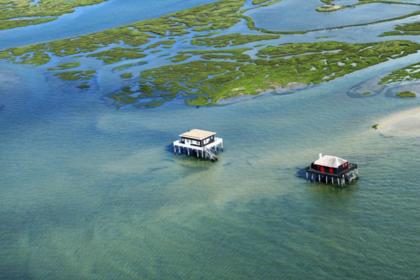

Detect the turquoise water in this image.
[1,1,420,279]
[1,51,420,279]
[247,0,420,32]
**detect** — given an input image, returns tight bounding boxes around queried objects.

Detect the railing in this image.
[204,147,218,161]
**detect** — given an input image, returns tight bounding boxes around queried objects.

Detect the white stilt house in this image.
[173,129,223,161]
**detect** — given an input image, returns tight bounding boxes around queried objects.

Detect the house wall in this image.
[202,136,215,146]
[312,164,338,174]
[311,163,350,174]
[181,136,215,147]
[181,137,201,146]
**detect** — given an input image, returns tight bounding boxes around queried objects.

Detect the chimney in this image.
[319,153,323,159]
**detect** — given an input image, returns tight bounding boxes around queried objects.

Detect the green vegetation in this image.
[372,124,379,129]
[316,4,344,12]
[48,62,80,71]
[251,0,280,5]
[252,0,270,4]
[0,17,56,30]
[171,53,192,63]
[87,47,146,64]
[77,83,90,90]
[15,51,51,65]
[0,0,252,66]
[257,41,346,58]
[191,33,279,48]
[110,86,142,106]
[55,70,96,81]
[120,72,133,79]
[136,0,247,35]
[380,62,420,84]
[109,40,419,107]
[358,0,420,4]
[3,0,420,109]
[396,91,416,98]
[112,61,147,72]
[0,0,106,30]
[145,40,176,50]
[0,28,150,65]
[382,21,420,36]
[174,49,251,61]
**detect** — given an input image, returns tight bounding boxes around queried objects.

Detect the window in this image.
[191,139,200,146]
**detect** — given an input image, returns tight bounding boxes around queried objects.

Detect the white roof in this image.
[180,129,216,141]
[314,154,348,168]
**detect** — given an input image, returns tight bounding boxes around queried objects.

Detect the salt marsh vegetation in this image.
[1,0,420,108]
[380,62,420,84]
[110,41,419,107]
[0,0,106,30]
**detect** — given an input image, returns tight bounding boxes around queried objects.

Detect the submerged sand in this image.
[378,107,420,137]
[0,70,20,88]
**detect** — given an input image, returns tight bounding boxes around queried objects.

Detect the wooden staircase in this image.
[204,147,218,161]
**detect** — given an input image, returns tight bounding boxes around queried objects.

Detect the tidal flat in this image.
[377,106,420,136]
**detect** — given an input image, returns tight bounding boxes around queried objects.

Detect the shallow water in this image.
[247,0,420,32]
[1,47,420,279]
[1,0,420,279]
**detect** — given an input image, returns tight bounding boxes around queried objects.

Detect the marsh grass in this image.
[381,62,420,84]
[110,41,419,107]
[120,72,133,79]
[55,70,96,81]
[396,91,416,98]
[0,0,106,30]
[192,33,279,48]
